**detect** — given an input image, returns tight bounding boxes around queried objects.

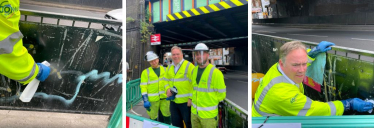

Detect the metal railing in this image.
[20,9,122,32]
[126,79,142,111]
[223,98,248,128]
[107,96,122,128]
[253,33,374,62]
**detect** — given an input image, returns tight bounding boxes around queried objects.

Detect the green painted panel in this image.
[196,0,206,8]
[162,0,169,21]
[153,1,160,23]
[253,115,374,127]
[107,96,122,128]
[126,79,141,111]
[184,0,193,11]
[172,0,181,13]
[208,0,220,4]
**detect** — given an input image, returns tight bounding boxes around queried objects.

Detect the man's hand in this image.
[308,41,335,58]
[36,63,51,81]
[144,101,151,111]
[167,89,172,97]
[142,94,151,111]
[317,41,335,52]
[341,98,373,112]
[187,99,192,107]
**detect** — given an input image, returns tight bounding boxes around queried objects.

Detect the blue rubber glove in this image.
[36,63,51,81]
[308,41,335,58]
[142,94,151,111]
[341,98,373,112]
[166,95,175,100]
[166,86,178,100]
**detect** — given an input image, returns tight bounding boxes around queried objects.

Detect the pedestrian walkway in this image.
[128,101,150,119]
[0,110,109,127]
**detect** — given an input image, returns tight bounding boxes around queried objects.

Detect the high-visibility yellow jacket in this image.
[252,63,344,117]
[191,64,226,119]
[165,60,195,103]
[140,66,168,102]
[0,0,39,84]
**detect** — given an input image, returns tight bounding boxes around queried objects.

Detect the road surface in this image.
[0,110,109,127]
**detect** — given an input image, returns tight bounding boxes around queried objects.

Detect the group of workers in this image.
[2,2,225,128]
[140,43,226,128]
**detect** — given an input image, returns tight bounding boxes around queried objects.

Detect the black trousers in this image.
[170,101,191,128]
[158,109,164,122]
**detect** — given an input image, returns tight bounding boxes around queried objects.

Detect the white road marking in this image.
[288,33,328,37]
[351,38,374,42]
[255,30,276,33]
[237,80,248,83]
[225,98,248,114]
[130,109,142,116]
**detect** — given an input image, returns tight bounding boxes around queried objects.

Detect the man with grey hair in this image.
[165,46,195,128]
[252,41,373,117]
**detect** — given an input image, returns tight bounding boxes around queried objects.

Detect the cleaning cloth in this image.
[306,53,326,85]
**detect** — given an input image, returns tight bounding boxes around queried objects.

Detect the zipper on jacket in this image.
[158,67,160,100]
[172,60,186,100]
[196,68,198,115]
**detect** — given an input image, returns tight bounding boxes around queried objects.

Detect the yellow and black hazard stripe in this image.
[167,0,248,22]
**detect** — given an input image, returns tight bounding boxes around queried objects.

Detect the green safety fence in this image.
[126,113,178,128]
[126,79,142,111]
[107,96,122,128]
[252,115,374,127]
[125,77,249,128]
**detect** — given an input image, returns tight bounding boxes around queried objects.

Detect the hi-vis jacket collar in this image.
[277,63,299,86]
[172,58,185,67]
